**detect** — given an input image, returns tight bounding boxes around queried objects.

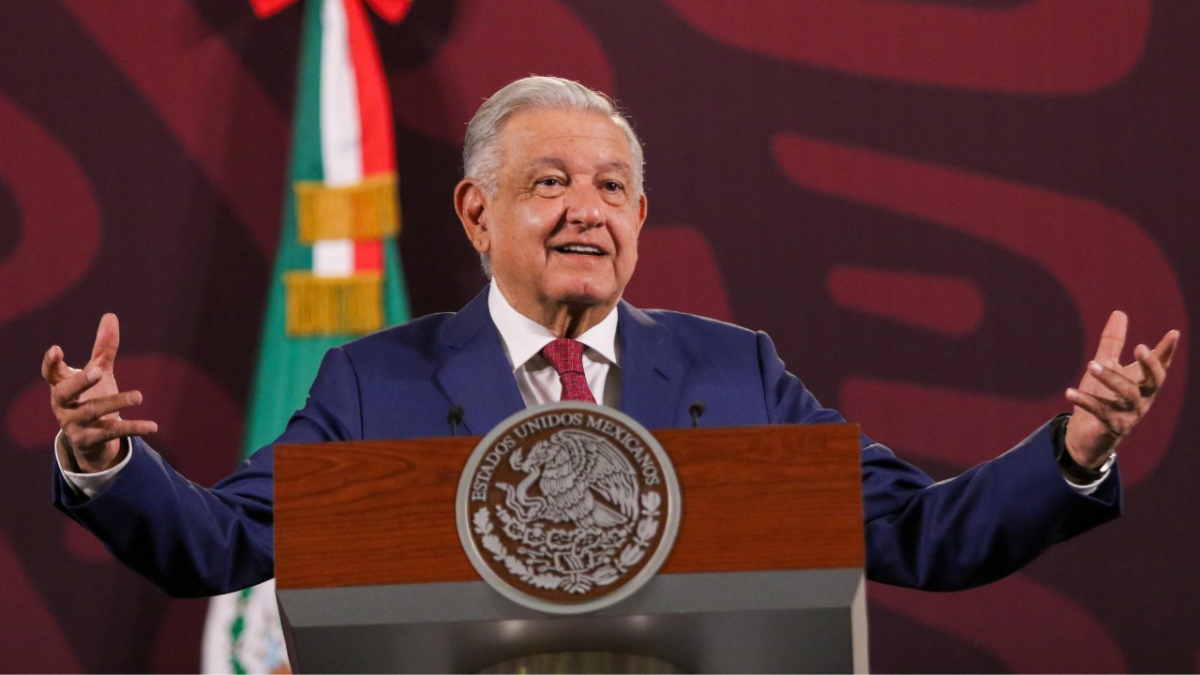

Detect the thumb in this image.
[90,313,120,369]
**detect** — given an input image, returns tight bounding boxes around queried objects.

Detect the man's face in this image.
[464,108,647,314]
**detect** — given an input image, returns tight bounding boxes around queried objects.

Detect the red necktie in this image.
[541,338,596,403]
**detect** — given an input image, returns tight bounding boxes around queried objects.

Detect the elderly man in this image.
[44,77,1178,598]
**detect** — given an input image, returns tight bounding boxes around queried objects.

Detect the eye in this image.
[532,176,567,197]
[601,180,624,192]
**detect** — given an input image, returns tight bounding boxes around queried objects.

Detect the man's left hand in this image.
[1065,310,1180,470]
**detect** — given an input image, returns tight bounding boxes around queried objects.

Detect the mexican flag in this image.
[202,0,412,671]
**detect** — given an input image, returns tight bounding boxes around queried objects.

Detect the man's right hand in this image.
[42,313,158,473]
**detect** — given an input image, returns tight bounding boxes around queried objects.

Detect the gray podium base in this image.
[478,651,684,674]
[277,568,868,674]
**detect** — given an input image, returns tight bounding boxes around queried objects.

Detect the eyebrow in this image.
[524,158,632,176]
[525,157,568,173]
[596,160,633,176]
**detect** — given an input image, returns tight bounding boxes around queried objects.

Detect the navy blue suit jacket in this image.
[54,289,1121,598]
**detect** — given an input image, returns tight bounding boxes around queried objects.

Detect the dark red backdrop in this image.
[1,1,1197,672]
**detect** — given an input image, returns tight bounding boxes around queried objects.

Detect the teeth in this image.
[559,244,603,255]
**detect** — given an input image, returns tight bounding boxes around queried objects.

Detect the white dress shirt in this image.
[57,281,1106,498]
[56,431,132,499]
[488,281,621,408]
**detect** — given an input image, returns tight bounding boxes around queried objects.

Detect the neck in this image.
[495,280,617,339]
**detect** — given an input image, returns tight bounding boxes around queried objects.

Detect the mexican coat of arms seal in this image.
[456,402,682,614]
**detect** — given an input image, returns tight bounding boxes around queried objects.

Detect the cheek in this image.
[516,204,561,246]
[620,246,638,279]
[615,223,639,270]
[492,206,557,269]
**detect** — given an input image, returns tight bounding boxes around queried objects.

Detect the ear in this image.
[634,192,648,238]
[455,179,491,254]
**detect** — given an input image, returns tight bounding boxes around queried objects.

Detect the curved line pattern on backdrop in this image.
[663,0,1150,94]
[60,0,290,258]
[870,574,1127,673]
[0,527,80,673]
[0,94,101,325]
[622,226,733,323]
[826,266,984,338]
[7,355,244,489]
[774,133,1187,488]
[389,0,614,145]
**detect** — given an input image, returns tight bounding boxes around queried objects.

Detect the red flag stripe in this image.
[247,0,296,19]
[364,0,413,24]
[354,240,384,272]
[344,0,397,175]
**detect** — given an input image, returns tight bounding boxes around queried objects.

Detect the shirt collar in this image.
[487,281,620,370]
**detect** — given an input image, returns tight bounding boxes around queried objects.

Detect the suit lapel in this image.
[618,301,687,430]
[434,289,525,435]
[434,292,687,434]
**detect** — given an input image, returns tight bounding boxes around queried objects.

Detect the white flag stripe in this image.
[319,0,363,188]
[312,239,356,277]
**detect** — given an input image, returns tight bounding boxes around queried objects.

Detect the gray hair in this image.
[463,76,645,277]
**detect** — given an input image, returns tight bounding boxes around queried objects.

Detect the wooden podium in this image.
[274,424,867,673]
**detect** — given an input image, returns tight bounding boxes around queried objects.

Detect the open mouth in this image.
[553,244,606,256]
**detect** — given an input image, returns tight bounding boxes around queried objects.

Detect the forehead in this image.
[497,108,632,173]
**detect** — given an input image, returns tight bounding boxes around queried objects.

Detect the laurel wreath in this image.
[474,491,662,594]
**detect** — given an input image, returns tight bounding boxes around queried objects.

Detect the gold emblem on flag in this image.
[294,172,400,242]
[284,172,399,337]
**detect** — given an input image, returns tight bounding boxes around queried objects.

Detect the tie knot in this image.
[541,338,586,376]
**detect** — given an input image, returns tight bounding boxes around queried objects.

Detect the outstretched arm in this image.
[756,311,1178,591]
[47,319,363,598]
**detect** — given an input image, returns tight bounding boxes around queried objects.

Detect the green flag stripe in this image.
[291,0,324,186]
[241,0,411,460]
[383,237,412,327]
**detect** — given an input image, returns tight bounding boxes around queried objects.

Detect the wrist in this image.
[1060,448,1114,484]
[1068,446,1106,472]
[66,437,126,474]
[1062,413,1120,470]
[56,433,82,473]
[1055,416,1114,483]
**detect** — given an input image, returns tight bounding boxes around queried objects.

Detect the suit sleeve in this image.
[51,347,362,598]
[756,331,1122,591]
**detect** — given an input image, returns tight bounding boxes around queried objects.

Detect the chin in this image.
[544,276,619,307]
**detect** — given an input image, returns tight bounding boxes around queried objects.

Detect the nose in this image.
[563,182,605,230]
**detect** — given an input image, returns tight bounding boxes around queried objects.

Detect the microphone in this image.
[688,401,706,428]
[447,405,465,437]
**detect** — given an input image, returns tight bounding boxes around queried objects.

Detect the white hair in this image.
[463,76,645,277]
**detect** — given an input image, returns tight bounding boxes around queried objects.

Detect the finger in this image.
[90,313,120,369]
[1086,361,1140,410]
[1092,310,1127,365]
[52,366,103,407]
[1152,330,1180,369]
[41,346,74,385]
[1066,388,1132,436]
[63,391,144,424]
[74,418,158,447]
[1134,344,1166,396]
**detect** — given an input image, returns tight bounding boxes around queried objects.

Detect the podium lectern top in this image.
[274,423,867,673]
[276,424,863,590]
